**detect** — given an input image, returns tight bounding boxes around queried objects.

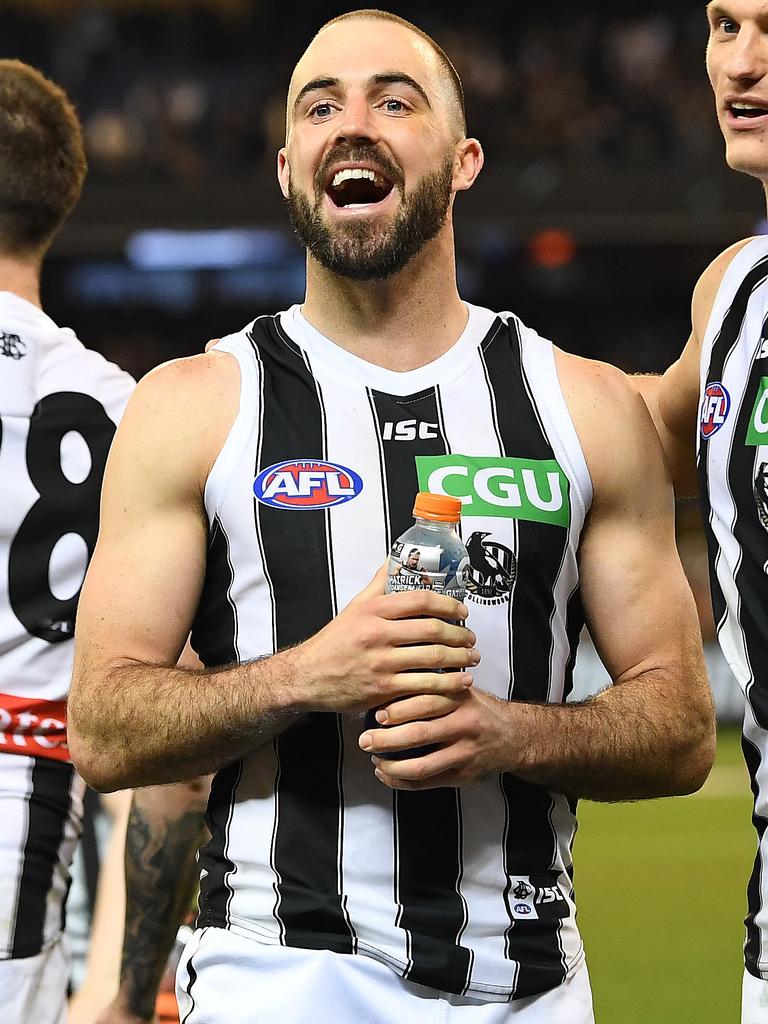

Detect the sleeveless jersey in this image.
[0,291,133,959]
[698,236,768,980]
[192,303,593,1001]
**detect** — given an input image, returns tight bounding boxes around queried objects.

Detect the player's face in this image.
[279,20,465,280]
[707,1,768,180]
[406,550,420,567]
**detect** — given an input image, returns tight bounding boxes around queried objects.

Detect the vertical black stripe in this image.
[252,318,353,953]
[179,927,205,1024]
[194,515,240,929]
[482,318,571,998]
[191,515,238,669]
[11,758,73,957]
[370,385,472,993]
[743,732,768,975]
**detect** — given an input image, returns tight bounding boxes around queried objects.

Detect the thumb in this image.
[204,337,221,353]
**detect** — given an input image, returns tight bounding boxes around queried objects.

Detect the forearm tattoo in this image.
[120,799,206,1018]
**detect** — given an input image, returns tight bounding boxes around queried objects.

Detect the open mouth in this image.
[326,167,395,209]
[729,102,768,120]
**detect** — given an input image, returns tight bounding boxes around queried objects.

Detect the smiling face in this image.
[279,17,481,281]
[707,1,768,179]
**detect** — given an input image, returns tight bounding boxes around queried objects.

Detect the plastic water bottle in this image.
[367,492,470,760]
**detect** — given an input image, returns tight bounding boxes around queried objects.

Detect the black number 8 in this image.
[6,392,116,643]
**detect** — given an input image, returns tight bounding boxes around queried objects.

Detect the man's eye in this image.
[311,102,333,118]
[382,98,405,113]
[719,17,738,34]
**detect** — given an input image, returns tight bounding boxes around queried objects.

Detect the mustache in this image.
[314,144,404,195]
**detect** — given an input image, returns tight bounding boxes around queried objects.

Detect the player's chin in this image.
[724,141,768,179]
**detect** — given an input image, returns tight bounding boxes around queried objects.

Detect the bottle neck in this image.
[413,516,459,533]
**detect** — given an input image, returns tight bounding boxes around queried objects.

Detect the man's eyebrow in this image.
[294,77,341,108]
[368,73,432,108]
[293,72,432,111]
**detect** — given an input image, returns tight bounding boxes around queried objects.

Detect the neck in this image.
[0,254,42,309]
[300,225,468,372]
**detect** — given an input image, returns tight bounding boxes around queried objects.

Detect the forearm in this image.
[113,784,209,1021]
[69,650,302,790]
[511,665,716,800]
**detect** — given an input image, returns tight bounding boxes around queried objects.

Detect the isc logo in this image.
[254,460,363,510]
[382,420,438,442]
[700,382,731,439]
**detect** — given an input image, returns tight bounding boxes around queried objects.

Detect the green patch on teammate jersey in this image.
[415,455,570,526]
[746,378,768,446]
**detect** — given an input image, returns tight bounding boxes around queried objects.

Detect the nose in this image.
[722,25,768,84]
[333,91,379,146]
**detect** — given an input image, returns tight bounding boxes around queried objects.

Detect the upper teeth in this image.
[331,168,382,187]
[733,103,764,111]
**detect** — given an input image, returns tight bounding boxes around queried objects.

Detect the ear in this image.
[452,138,484,193]
[277,148,290,199]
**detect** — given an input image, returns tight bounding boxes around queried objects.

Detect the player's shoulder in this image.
[554,349,661,497]
[692,236,763,335]
[119,350,240,456]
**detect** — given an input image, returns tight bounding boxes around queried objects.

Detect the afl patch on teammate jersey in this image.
[700,382,731,439]
[253,460,363,510]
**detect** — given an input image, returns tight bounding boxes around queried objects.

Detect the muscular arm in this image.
[367,358,716,800]
[69,354,477,792]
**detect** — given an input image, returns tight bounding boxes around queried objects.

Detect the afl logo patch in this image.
[254,460,363,510]
[700,382,731,439]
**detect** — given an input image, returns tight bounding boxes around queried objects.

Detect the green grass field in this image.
[577,727,754,1022]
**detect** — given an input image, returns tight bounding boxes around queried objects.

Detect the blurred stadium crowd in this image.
[2,3,717,185]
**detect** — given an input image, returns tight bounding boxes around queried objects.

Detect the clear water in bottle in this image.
[367,492,470,760]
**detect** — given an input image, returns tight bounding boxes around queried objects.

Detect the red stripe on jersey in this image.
[0,694,69,763]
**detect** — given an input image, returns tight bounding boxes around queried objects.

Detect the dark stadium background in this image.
[1,2,752,1020]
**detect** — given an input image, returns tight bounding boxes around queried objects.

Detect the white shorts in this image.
[0,935,68,1024]
[176,927,594,1024]
[744,970,768,1023]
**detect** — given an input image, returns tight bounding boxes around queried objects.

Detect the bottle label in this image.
[387,540,468,599]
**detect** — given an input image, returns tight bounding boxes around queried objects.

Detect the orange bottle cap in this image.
[412,492,462,522]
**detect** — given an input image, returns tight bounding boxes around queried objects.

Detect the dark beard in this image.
[286,156,454,282]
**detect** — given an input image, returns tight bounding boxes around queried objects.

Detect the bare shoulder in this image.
[109,350,241,494]
[692,236,758,341]
[554,349,666,504]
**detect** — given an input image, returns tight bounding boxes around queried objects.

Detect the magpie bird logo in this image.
[465,532,516,605]
[755,462,768,533]
[0,332,25,360]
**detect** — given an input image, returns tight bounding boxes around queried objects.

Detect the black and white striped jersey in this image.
[0,291,133,958]
[192,303,592,1001]
[0,291,133,762]
[697,237,768,980]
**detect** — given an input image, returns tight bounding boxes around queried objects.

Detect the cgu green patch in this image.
[415,455,570,527]
[746,378,768,446]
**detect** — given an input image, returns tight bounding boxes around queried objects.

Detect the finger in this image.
[378,589,469,623]
[204,337,221,352]
[359,720,436,754]
[391,644,481,673]
[375,692,466,726]
[372,745,456,782]
[389,617,476,649]
[374,766,457,791]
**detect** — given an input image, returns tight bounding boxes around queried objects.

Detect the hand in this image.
[359,687,515,790]
[204,338,220,352]
[290,566,480,714]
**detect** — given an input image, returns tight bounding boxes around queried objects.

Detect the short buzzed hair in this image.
[0,60,87,258]
[318,9,467,137]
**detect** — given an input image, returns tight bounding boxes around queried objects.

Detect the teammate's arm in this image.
[633,237,756,497]
[365,358,716,799]
[93,777,212,1024]
[69,354,478,792]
